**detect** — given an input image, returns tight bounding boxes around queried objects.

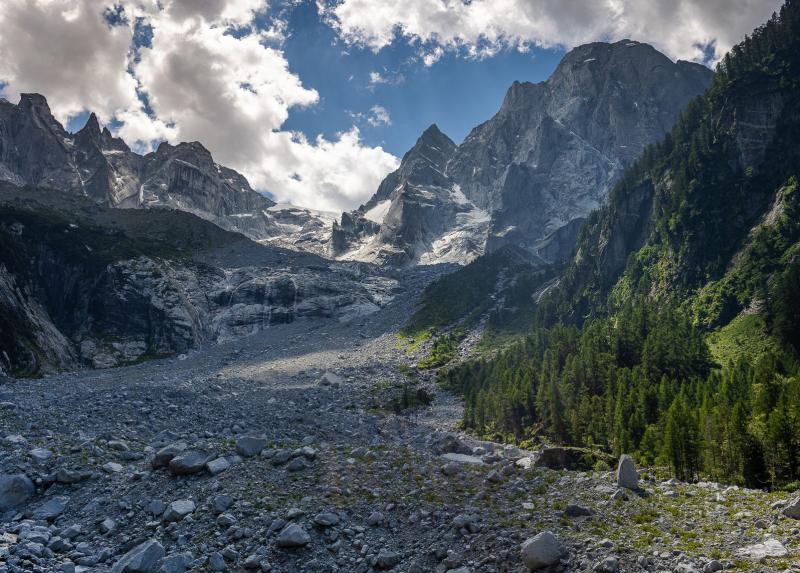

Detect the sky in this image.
[0,0,783,212]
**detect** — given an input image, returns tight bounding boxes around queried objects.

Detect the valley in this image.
[2,285,799,573]
[2,1,800,572]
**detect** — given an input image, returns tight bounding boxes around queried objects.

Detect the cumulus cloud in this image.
[0,0,140,123]
[321,0,783,64]
[0,0,399,212]
[257,128,398,212]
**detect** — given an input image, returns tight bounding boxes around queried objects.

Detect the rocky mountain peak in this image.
[81,112,101,136]
[16,92,68,138]
[499,80,541,113]
[335,40,714,267]
[407,124,456,159]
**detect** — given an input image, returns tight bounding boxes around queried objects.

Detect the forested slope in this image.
[441,0,800,489]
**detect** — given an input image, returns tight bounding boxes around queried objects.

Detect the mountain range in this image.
[0,38,724,378]
[332,40,713,266]
[0,40,712,270]
[0,94,335,255]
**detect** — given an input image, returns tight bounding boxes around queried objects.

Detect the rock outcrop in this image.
[333,40,713,266]
[0,95,332,252]
[0,186,397,376]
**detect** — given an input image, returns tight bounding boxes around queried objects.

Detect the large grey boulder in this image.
[235,436,267,458]
[375,550,401,570]
[110,539,165,573]
[275,523,311,548]
[163,499,196,522]
[0,473,35,511]
[32,496,69,521]
[152,443,187,469]
[520,531,566,570]
[160,552,193,573]
[168,451,209,476]
[522,531,567,571]
[782,497,800,519]
[616,455,639,490]
[205,457,230,475]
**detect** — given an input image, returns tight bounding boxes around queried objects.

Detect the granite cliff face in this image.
[333,40,714,266]
[0,187,397,377]
[332,125,490,266]
[0,95,333,253]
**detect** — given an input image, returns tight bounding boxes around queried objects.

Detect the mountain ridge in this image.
[333,39,714,267]
[0,95,341,256]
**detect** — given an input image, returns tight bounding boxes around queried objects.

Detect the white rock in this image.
[736,538,788,559]
[616,455,638,490]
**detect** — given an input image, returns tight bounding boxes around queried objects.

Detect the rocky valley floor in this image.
[1,273,800,573]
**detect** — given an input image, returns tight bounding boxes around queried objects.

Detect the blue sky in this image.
[277,2,565,156]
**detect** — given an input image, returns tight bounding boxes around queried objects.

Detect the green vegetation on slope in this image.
[403,245,557,342]
[441,1,800,489]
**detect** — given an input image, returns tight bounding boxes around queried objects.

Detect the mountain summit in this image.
[333,40,714,266]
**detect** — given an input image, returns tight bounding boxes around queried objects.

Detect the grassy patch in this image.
[706,313,781,367]
[402,246,554,337]
[417,329,465,369]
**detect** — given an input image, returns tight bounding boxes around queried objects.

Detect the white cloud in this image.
[367,105,391,126]
[321,0,783,64]
[368,71,387,85]
[0,0,139,123]
[0,0,399,212]
[256,128,398,212]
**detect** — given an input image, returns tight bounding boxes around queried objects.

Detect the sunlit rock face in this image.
[333,40,713,267]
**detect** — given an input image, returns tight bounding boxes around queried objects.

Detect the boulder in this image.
[32,496,69,521]
[433,434,472,455]
[0,473,35,511]
[151,443,187,469]
[593,556,619,572]
[168,450,209,476]
[110,539,165,573]
[313,512,340,527]
[564,503,594,517]
[534,447,614,471]
[160,552,193,573]
[736,538,788,559]
[441,453,484,465]
[520,531,566,571]
[782,497,800,519]
[235,436,267,458]
[30,448,53,463]
[318,372,342,387]
[616,455,639,490]
[275,523,310,548]
[206,457,230,476]
[163,499,196,522]
[286,457,307,472]
[375,550,401,570]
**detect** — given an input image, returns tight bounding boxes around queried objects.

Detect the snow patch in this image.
[363,199,391,224]
[449,184,470,205]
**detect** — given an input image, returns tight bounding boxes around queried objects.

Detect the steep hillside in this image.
[441,1,800,488]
